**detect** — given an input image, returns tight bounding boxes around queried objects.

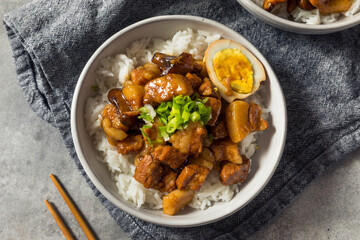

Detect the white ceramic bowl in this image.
[238,0,360,34]
[71,15,287,227]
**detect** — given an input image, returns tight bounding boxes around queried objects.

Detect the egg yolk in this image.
[213,48,253,94]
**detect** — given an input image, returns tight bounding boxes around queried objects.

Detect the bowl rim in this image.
[71,15,287,227]
[237,0,360,34]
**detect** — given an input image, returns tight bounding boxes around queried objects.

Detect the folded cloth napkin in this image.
[4,0,360,239]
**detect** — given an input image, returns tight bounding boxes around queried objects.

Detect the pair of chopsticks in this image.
[45,174,96,240]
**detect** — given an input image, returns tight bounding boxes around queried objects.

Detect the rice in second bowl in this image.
[84,28,268,211]
[252,0,360,25]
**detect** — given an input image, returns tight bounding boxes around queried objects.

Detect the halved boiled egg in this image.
[204,39,266,102]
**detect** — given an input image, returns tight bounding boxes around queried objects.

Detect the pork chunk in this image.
[249,103,268,132]
[185,72,203,90]
[220,157,250,185]
[152,145,187,169]
[169,121,207,157]
[133,155,164,189]
[156,169,178,193]
[204,97,221,126]
[130,62,161,86]
[188,148,215,170]
[198,78,221,99]
[210,138,242,164]
[134,141,152,167]
[163,189,195,215]
[209,117,228,139]
[117,135,144,155]
[143,74,194,105]
[176,164,210,191]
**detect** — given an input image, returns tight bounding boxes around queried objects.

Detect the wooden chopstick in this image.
[50,174,96,240]
[44,200,74,240]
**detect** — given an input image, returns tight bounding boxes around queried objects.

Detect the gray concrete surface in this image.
[1,1,359,240]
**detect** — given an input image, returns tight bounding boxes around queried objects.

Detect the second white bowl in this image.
[237,0,360,34]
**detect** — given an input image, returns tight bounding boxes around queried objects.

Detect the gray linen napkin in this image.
[4,0,360,239]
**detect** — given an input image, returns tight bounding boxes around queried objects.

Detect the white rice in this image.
[84,29,267,210]
[252,0,360,24]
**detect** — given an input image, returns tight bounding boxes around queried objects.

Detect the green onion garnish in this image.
[91,85,99,92]
[138,95,211,141]
[139,107,152,122]
[140,125,152,143]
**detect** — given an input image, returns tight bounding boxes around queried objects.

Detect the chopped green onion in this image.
[182,110,190,122]
[91,85,99,92]
[173,95,185,105]
[184,101,195,112]
[158,114,168,125]
[201,97,209,104]
[166,118,179,133]
[170,103,181,118]
[209,134,214,142]
[140,125,153,143]
[139,94,212,141]
[139,106,155,123]
[201,106,212,125]
[191,93,200,100]
[158,126,170,141]
[190,111,201,122]
[197,102,208,115]
[156,102,171,113]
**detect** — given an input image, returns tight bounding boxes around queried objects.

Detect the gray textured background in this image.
[1,0,359,239]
